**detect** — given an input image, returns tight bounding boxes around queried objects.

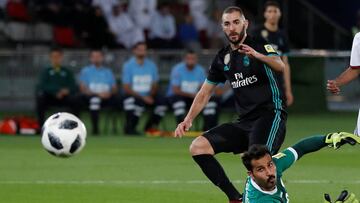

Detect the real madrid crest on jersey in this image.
[224,53,230,71]
[261,29,269,40]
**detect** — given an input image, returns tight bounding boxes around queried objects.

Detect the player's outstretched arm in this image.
[292,132,360,160]
[327,67,360,95]
[324,190,359,203]
[174,82,216,137]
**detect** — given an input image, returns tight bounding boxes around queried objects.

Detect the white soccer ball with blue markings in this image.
[41,112,87,157]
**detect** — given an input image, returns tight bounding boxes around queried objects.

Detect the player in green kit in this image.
[241,132,360,203]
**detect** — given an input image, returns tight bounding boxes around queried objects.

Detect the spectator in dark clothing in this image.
[36,2,70,26]
[83,6,115,49]
[35,47,80,126]
[70,2,90,43]
[178,14,201,50]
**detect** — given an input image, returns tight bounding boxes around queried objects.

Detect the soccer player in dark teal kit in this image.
[252,1,293,106]
[242,132,360,202]
[175,6,286,202]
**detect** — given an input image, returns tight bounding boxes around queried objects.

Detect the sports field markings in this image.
[1,179,360,185]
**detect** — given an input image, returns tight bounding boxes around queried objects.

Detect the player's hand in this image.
[60,88,69,96]
[238,44,261,58]
[174,119,192,138]
[325,132,360,149]
[142,96,154,105]
[285,90,294,106]
[327,80,341,95]
[56,91,64,99]
[324,190,359,203]
[56,89,69,99]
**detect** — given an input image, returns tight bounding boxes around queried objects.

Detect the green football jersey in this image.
[243,147,298,203]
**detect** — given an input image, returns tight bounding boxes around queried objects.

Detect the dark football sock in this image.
[90,110,99,134]
[192,154,242,200]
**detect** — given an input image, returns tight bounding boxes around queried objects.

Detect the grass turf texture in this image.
[0,112,359,203]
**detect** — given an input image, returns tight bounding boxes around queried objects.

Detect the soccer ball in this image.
[41,112,87,157]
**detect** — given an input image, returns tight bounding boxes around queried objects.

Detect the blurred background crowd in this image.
[0,0,359,50]
[0,0,359,136]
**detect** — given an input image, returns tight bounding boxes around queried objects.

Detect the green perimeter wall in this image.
[288,57,327,113]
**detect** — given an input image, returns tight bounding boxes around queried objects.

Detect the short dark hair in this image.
[241,145,271,171]
[132,41,147,50]
[264,1,281,11]
[90,48,103,54]
[185,49,196,55]
[222,6,244,17]
[50,46,63,54]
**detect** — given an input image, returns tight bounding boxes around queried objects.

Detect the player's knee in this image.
[189,136,214,155]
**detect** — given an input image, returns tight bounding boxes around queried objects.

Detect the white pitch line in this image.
[1,180,360,185]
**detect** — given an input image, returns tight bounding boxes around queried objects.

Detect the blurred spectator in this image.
[352,10,360,37]
[0,0,7,8]
[188,0,210,48]
[167,50,219,131]
[212,0,235,11]
[35,47,79,126]
[188,0,208,30]
[0,0,7,18]
[207,9,227,49]
[122,42,166,135]
[82,6,115,48]
[148,3,177,49]
[128,0,157,38]
[35,2,77,47]
[6,0,30,22]
[36,2,70,26]
[252,1,294,106]
[108,4,144,49]
[79,49,120,135]
[178,13,201,51]
[92,0,119,20]
[70,2,89,39]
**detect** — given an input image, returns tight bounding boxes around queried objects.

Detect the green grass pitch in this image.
[0,112,359,203]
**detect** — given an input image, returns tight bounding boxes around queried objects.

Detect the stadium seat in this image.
[53,26,77,47]
[6,1,30,22]
[4,22,32,42]
[33,23,53,42]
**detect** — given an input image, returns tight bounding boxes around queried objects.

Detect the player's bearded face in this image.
[90,52,104,66]
[134,44,147,59]
[225,24,246,45]
[185,54,197,69]
[222,12,248,45]
[250,155,277,191]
